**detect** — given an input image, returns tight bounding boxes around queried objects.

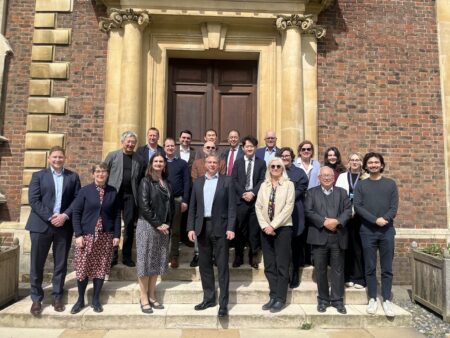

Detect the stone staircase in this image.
[0,246,412,329]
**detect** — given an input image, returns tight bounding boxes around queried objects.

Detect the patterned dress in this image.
[74,186,113,281]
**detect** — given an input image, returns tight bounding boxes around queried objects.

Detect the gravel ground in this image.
[392,285,450,337]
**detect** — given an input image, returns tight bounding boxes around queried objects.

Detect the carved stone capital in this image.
[99,8,150,33]
[276,14,326,39]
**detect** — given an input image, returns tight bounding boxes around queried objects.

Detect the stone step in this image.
[41,280,367,305]
[107,263,315,281]
[0,299,412,330]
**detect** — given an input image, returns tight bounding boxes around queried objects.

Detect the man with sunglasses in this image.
[256,130,280,166]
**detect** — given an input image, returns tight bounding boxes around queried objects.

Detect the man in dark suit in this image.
[105,131,145,267]
[221,129,244,176]
[305,166,352,314]
[175,129,196,169]
[187,154,236,317]
[231,135,266,268]
[26,146,81,316]
[255,130,280,166]
[136,127,165,166]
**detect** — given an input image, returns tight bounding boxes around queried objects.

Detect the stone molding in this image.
[99,8,150,33]
[276,14,326,39]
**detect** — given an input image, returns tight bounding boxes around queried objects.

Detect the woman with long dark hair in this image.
[323,146,346,184]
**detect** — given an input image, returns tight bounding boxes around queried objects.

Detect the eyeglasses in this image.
[319,174,334,179]
[301,148,312,152]
[204,146,216,150]
[270,165,282,169]
[349,159,361,162]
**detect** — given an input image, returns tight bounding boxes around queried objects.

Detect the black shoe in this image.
[262,298,276,311]
[111,259,118,268]
[148,298,164,310]
[91,303,103,313]
[269,301,285,313]
[317,303,328,313]
[232,255,243,268]
[122,259,135,267]
[140,300,153,314]
[289,270,300,289]
[70,301,85,314]
[249,254,259,269]
[332,303,347,314]
[218,307,228,317]
[194,300,216,311]
[190,254,199,267]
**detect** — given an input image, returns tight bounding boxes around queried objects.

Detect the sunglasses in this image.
[301,148,312,152]
[204,146,216,149]
[270,164,282,169]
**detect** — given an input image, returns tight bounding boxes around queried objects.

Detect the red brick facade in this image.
[0,0,446,282]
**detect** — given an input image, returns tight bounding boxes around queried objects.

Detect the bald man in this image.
[255,130,280,166]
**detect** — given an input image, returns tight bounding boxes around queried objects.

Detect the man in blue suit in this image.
[26,146,81,316]
[255,130,280,166]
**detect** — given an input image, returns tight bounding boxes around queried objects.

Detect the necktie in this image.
[245,158,252,190]
[227,148,235,176]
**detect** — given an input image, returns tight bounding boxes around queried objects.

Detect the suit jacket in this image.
[255,146,280,163]
[72,183,121,238]
[104,149,145,205]
[25,168,81,234]
[231,157,266,205]
[304,185,352,249]
[286,165,309,236]
[255,178,295,230]
[136,144,165,166]
[221,146,244,174]
[175,146,196,168]
[191,157,226,181]
[187,174,236,237]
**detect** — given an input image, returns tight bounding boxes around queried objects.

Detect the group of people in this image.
[26,127,398,319]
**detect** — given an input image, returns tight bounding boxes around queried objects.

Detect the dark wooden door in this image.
[167,59,257,146]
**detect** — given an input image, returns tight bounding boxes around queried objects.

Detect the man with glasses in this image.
[305,166,352,314]
[256,130,280,166]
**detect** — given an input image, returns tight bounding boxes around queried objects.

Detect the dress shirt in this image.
[244,155,255,191]
[263,147,277,165]
[203,173,219,217]
[179,145,190,163]
[296,158,313,179]
[51,168,64,214]
[321,186,333,196]
[148,145,158,160]
[227,147,238,165]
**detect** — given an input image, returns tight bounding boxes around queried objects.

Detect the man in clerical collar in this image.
[305,166,352,315]
[255,130,280,166]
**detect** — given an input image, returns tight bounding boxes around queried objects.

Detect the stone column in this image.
[99,9,149,155]
[276,14,326,150]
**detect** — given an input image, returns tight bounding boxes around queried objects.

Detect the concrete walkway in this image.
[0,327,426,338]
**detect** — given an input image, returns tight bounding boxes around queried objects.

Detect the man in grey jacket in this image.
[105,131,145,267]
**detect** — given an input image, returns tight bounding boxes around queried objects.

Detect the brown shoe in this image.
[30,301,42,316]
[170,257,179,269]
[52,299,65,312]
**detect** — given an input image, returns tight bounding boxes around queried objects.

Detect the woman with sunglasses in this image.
[255,157,295,313]
[324,146,346,184]
[336,152,369,290]
[294,140,321,189]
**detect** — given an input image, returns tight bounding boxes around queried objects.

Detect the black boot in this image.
[71,278,88,314]
[290,269,300,289]
[91,278,104,313]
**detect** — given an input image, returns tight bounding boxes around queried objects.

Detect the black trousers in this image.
[197,220,230,308]
[235,202,261,258]
[261,226,292,303]
[120,192,137,260]
[29,228,72,302]
[312,233,345,305]
[344,216,365,286]
[298,224,312,266]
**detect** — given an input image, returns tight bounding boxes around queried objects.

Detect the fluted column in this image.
[99,9,149,154]
[277,14,326,149]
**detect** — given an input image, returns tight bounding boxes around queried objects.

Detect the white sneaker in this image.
[353,283,365,289]
[345,282,354,287]
[382,300,395,317]
[366,298,378,315]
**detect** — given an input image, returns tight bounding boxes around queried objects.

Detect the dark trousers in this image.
[345,216,365,285]
[235,202,261,258]
[120,192,137,261]
[169,197,182,258]
[261,226,292,303]
[298,224,312,266]
[291,235,302,270]
[313,233,345,305]
[197,220,230,308]
[360,225,395,301]
[29,228,72,302]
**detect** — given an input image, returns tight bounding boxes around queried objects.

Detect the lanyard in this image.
[348,172,360,191]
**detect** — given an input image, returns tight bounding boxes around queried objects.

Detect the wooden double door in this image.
[167,58,257,146]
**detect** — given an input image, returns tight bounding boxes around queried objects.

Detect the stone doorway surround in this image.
[98,0,331,157]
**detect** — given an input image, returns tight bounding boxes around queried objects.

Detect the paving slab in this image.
[59,329,108,338]
[366,327,425,337]
[104,329,182,338]
[323,328,374,338]
[0,327,65,338]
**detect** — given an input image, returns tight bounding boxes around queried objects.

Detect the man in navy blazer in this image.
[136,127,165,167]
[231,135,266,268]
[255,130,280,166]
[221,129,244,176]
[187,154,236,317]
[26,146,81,316]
